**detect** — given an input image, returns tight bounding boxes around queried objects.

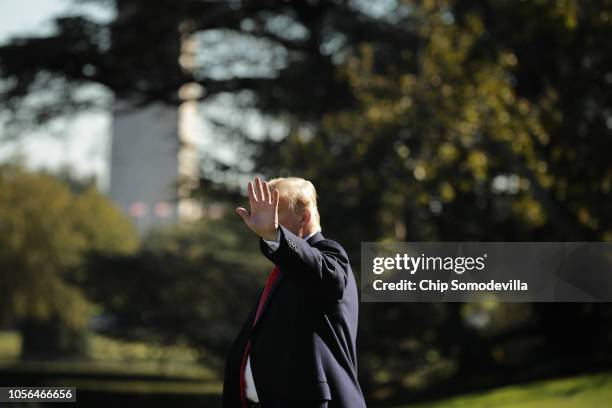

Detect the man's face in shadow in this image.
[277,196,305,237]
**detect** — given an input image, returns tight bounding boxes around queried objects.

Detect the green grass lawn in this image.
[0,330,216,380]
[0,329,222,396]
[3,331,611,404]
[401,372,612,408]
[0,331,20,361]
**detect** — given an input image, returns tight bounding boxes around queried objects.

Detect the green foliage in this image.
[250,0,612,399]
[2,0,612,400]
[0,164,137,338]
[259,0,612,245]
[81,213,271,371]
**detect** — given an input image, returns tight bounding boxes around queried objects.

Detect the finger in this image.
[255,176,264,201]
[235,207,250,224]
[247,181,257,206]
[262,180,271,203]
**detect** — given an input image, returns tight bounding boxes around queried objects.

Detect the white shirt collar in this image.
[303,229,321,240]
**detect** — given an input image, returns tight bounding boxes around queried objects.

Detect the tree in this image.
[3,0,612,402]
[80,214,271,372]
[0,163,137,360]
[0,0,417,137]
[250,0,612,400]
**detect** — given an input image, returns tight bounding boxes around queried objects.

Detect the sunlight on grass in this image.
[87,333,215,379]
[402,372,612,408]
[0,330,217,380]
[0,331,20,361]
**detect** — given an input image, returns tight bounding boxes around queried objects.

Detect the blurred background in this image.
[1,0,612,407]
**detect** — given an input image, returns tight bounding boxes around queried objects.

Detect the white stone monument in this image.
[109,33,202,234]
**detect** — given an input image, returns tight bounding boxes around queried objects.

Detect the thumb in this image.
[235,207,250,223]
[272,188,280,209]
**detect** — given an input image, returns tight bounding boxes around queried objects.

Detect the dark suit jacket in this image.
[222,225,367,408]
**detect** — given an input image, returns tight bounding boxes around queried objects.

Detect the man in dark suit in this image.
[223,176,367,408]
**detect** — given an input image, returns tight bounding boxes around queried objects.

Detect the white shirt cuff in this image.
[263,229,281,251]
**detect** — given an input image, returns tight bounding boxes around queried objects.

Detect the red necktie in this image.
[239,265,281,407]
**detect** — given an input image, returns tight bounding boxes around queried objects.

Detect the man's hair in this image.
[268,177,321,228]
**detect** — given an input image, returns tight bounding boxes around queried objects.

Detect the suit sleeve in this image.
[259,225,349,301]
[262,230,281,251]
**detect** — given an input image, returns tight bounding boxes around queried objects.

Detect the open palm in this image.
[235,177,280,241]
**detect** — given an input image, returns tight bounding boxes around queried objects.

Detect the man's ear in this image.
[301,207,312,227]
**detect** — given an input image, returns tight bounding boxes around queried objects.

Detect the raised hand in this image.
[235,176,280,241]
